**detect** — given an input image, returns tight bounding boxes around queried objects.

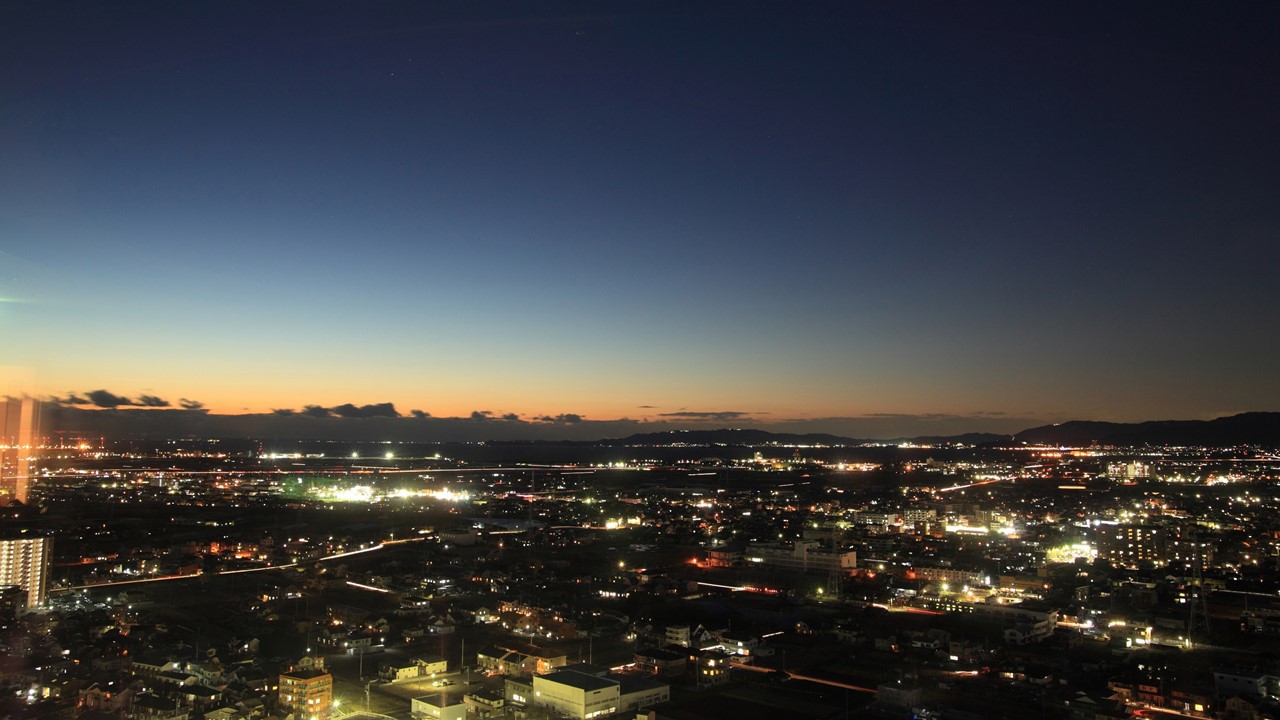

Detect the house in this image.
[132,655,183,680]
[132,693,189,720]
[416,655,448,676]
[692,650,731,688]
[380,662,422,683]
[380,655,447,683]
[716,633,760,656]
[475,645,566,676]
[1063,691,1128,720]
[663,623,717,649]
[229,666,272,693]
[78,681,131,715]
[462,689,504,719]
[1004,622,1052,645]
[178,684,223,710]
[633,648,687,678]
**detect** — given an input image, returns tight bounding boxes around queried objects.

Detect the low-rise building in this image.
[411,692,466,720]
[133,693,188,720]
[744,541,856,574]
[532,669,618,719]
[463,689,504,719]
[505,666,670,720]
[476,645,567,676]
[633,648,687,678]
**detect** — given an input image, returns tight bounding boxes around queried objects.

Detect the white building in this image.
[744,540,855,574]
[411,692,466,720]
[521,668,670,720]
[532,670,618,719]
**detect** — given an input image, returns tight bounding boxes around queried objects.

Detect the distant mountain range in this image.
[607,429,865,446]
[606,428,1009,446]
[40,404,1280,447]
[1012,412,1280,446]
[609,412,1280,447]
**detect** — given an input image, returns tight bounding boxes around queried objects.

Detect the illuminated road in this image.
[729,661,876,694]
[1130,705,1207,719]
[869,602,944,616]
[60,538,421,591]
[787,672,877,694]
[46,464,599,477]
[936,478,1004,493]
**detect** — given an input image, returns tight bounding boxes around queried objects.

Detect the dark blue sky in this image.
[2,1,1277,436]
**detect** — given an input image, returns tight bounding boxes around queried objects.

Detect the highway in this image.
[59,538,422,591]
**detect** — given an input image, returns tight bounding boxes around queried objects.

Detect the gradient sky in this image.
[2,1,1278,436]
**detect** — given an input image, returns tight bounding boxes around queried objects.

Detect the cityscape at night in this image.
[3,2,1279,720]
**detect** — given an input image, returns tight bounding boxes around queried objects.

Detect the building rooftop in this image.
[280,668,330,680]
[616,675,668,694]
[557,662,608,677]
[537,670,618,692]
[414,691,466,708]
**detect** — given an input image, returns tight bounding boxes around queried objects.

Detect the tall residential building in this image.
[0,527,52,608]
[1096,523,1165,568]
[279,659,333,720]
[0,398,40,504]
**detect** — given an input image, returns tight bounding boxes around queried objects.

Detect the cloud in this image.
[658,410,755,421]
[469,410,493,421]
[272,408,297,416]
[52,391,196,411]
[86,389,134,408]
[331,402,400,418]
[637,405,657,409]
[500,413,521,422]
[301,405,333,418]
[536,413,583,424]
[54,392,90,405]
[410,409,430,419]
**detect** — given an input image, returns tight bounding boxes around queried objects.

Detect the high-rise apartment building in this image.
[0,398,40,504]
[0,527,51,608]
[1096,523,1165,567]
[279,658,333,720]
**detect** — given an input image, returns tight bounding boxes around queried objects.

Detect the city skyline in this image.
[3,2,1278,434]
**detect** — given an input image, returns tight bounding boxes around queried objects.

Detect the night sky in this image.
[2,1,1278,438]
